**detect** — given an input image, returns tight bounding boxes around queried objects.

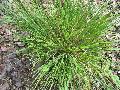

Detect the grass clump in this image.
[8,0,120,90]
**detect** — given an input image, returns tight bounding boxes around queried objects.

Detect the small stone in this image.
[7,53,16,59]
[5,29,12,36]
[11,71,17,77]
[15,60,22,66]
[13,38,19,42]
[15,81,22,87]
[4,35,13,42]
[15,42,25,47]
[21,31,29,36]
[117,71,120,75]
[0,46,8,52]
[5,64,12,72]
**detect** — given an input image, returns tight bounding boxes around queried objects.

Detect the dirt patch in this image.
[0,16,32,90]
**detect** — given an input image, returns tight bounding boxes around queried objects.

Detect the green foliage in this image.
[9,0,120,90]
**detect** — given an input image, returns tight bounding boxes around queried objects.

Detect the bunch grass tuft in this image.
[8,0,120,90]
